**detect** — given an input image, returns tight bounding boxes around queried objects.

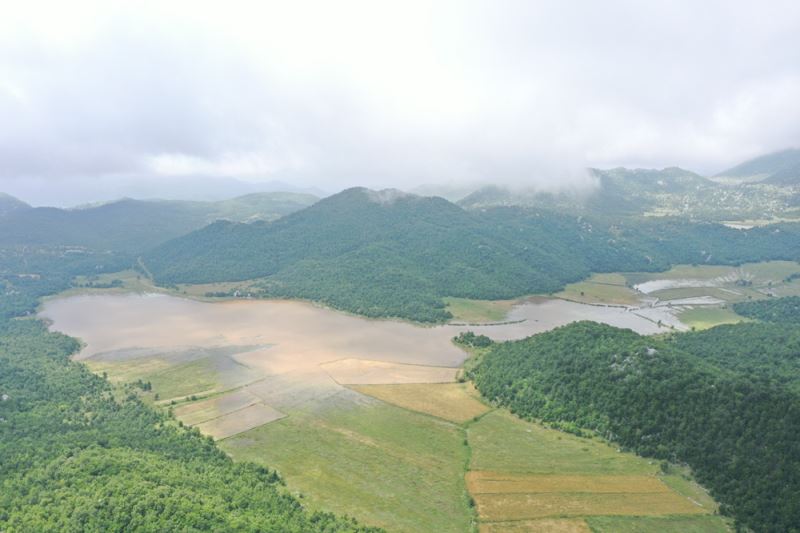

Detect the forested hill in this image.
[470,320,800,532]
[715,148,800,185]
[458,167,712,214]
[0,193,30,217]
[0,246,379,531]
[143,187,800,322]
[0,192,317,253]
[733,295,800,323]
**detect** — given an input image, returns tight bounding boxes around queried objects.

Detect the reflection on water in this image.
[41,293,672,371]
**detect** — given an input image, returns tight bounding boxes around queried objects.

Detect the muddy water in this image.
[40,293,669,372]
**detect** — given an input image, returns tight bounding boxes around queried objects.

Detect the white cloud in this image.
[0,0,798,204]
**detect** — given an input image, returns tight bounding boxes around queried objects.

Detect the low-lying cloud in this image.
[1,0,799,205]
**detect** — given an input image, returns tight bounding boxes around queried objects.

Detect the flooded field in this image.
[38,293,673,435]
[38,293,722,531]
[41,293,671,368]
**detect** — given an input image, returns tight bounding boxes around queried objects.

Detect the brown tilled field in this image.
[467,472,670,494]
[479,518,591,533]
[475,491,705,521]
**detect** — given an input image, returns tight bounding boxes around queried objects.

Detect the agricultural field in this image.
[445,297,517,323]
[585,515,730,532]
[677,307,748,330]
[43,292,732,532]
[555,273,640,306]
[467,410,727,532]
[350,382,489,423]
[321,358,459,385]
[220,395,473,533]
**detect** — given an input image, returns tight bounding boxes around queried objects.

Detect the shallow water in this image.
[41,293,671,371]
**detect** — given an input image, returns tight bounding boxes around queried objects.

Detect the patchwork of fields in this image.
[555,261,800,330]
[39,272,755,532]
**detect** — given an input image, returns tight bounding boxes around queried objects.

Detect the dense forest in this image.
[469,315,800,532]
[733,295,800,323]
[143,187,800,321]
[0,251,379,532]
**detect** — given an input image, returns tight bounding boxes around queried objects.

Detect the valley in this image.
[40,290,734,532]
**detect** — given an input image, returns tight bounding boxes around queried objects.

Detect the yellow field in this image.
[475,491,705,521]
[467,411,725,531]
[467,472,670,494]
[480,518,591,533]
[351,383,490,423]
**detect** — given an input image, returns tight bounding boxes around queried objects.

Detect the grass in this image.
[86,357,172,383]
[467,472,671,494]
[445,297,516,323]
[61,269,160,297]
[145,357,221,399]
[220,398,472,533]
[586,515,730,532]
[677,307,748,330]
[195,403,285,439]
[176,280,256,298]
[475,492,705,520]
[469,411,656,475]
[350,382,490,423]
[659,464,719,513]
[467,411,729,530]
[173,390,259,425]
[556,274,640,306]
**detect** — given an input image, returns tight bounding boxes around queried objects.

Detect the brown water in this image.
[40,293,668,373]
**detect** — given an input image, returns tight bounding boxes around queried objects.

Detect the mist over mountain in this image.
[143,186,800,321]
[714,148,800,185]
[0,192,317,252]
[0,193,31,217]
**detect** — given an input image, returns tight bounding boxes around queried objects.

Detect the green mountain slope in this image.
[715,148,800,185]
[143,187,800,321]
[458,167,715,215]
[470,320,800,532]
[0,192,317,253]
[0,193,30,217]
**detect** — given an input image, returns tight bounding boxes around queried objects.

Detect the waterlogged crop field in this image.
[41,292,731,532]
[557,261,800,331]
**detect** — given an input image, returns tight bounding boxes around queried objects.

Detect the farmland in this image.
[40,291,732,532]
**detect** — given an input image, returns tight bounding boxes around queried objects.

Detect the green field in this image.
[445,297,516,323]
[556,273,640,306]
[677,307,748,330]
[469,411,655,476]
[467,410,728,531]
[586,515,730,532]
[220,397,473,533]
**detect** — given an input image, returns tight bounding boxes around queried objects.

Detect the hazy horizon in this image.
[2,1,799,206]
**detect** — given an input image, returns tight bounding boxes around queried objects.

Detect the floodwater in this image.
[40,293,670,372]
[39,293,678,438]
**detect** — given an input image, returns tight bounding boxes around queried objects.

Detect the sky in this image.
[1,0,799,205]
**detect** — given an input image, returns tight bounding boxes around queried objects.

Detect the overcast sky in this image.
[1,0,799,205]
